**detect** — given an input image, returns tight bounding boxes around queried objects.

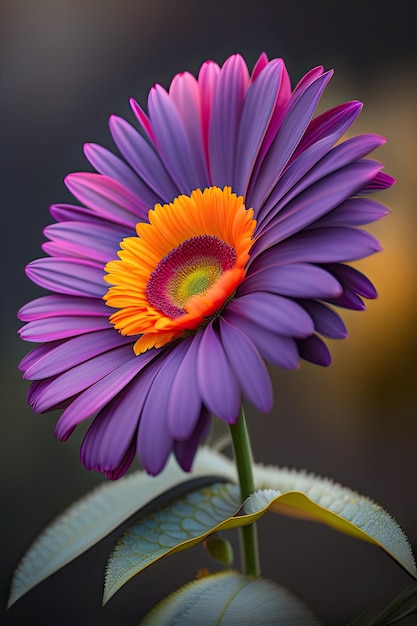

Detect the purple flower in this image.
[19,53,392,478]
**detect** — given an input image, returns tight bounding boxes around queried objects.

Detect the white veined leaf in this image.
[138,570,320,625]
[8,448,236,607]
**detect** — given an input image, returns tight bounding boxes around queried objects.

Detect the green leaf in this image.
[138,571,320,625]
[8,449,236,607]
[105,463,416,602]
[348,583,417,626]
[250,465,417,579]
[104,474,416,603]
[9,447,416,608]
[104,482,241,604]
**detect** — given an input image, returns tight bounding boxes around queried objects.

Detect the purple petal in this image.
[228,292,314,338]
[251,53,269,81]
[80,403,138,475]
[66,172,146,225]
[248,71,333,210]
[219,318,273,412]
[240,263,342,299]
[208,54,249,188]
[130,98,155,142]
[326,290,366,311]
[324,263,377,299]
[137,354,179,475]
[50,203,98,224]
[259,134,386,231]
[43,221,123,263]
[298,300,348,338]
[148,85,208,194]
[197,60,220,166]
[18,295,109,321]
[292,66,325,97]
[29,344,135,413]
[168,334,203,440]
[223,309,299,370]
[49,204,133,234]
[104,443,137,480]
[27,379,70,414]
[233,59,283,195]
[312,197,390,228]
[109,115,178,201]
[297,335,331,366]
[252,160,382,256]
[292,101,362,160]
[80,358,159,473]
[174,408,211,472]
[169,71,210,186]
[19,342,61,374]
[361,170,395,192]
[22,329,131,379]
[253,66,320,174]
[55,349,156,440]
[83,143,154,201]
[273,135,386,215]
[256,132,342,228]
[250,227,382,269]
[197,322,241,423]
[26,258,106,297]
[19,316,110,343]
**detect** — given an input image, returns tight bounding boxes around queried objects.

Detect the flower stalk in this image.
[229,407,260,577]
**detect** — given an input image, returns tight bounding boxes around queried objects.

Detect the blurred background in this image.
[1,1,416,624]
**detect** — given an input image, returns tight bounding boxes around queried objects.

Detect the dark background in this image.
[1,1,416,624]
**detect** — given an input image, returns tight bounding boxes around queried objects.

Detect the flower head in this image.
[104,186,256,354]
[19,53,392,477]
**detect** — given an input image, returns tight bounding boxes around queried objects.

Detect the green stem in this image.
[229,407,260,577]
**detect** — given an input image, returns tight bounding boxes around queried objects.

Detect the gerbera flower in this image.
[19,53,392,478]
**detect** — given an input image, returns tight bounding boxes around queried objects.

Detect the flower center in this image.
[146,235,236,318]
[103,186,256,354]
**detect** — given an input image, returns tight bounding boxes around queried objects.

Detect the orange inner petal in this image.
[104,186,256,354]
